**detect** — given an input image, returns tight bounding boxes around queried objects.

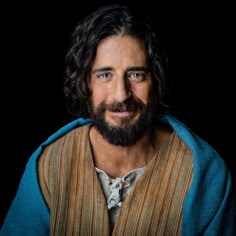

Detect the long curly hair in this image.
[64,4,168,118]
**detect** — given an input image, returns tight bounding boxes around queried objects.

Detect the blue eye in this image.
[128,72,145,82]
[96,72,112,82]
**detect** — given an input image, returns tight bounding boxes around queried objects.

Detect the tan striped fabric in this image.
[38,124,193,235]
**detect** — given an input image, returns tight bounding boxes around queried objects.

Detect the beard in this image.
[89,95,156,146]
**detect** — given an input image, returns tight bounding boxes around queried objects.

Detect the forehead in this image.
[93,35,148,66]
[98,35,145,50]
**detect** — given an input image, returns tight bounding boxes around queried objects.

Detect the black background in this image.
[1,0,235,225]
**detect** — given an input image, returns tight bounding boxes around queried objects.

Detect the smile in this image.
[110,111,133,117]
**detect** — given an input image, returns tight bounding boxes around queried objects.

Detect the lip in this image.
[110,111,133,117]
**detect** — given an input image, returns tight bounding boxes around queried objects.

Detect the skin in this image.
[89,35,171,178]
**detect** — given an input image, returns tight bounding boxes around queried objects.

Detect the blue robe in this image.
[1,114,235,235]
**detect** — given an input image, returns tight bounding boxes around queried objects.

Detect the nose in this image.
[111,76,131,102]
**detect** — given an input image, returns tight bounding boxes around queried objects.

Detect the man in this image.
[1,4,235,236]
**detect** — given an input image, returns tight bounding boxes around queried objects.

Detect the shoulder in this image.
[36,119,91,177]
[40,123,91,161]
[159,114,230,176]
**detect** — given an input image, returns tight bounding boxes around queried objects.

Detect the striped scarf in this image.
[38,124,193,235]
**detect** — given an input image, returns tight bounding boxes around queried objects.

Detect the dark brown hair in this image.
[64,4,168,117]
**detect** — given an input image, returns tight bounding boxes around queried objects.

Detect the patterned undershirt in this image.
[95,167,145,229]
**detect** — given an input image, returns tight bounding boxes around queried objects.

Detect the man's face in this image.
[89,35,156,146]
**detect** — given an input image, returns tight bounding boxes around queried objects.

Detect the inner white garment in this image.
[95,167,145,228]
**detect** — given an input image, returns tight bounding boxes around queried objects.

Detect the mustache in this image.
[96,98,145,113]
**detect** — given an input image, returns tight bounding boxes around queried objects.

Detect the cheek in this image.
[90,87,108,107]
[131,84,152,104]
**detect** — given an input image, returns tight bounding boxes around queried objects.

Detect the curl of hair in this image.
[64,4,168,118]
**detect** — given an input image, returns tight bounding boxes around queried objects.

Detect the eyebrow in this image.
[92,66,150,74]
[92,67,112,74]
[126,66,150,73]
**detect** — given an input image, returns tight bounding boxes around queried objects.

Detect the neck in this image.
[89,125,171,178]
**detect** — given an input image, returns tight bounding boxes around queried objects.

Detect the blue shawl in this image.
[1,114,235,235]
